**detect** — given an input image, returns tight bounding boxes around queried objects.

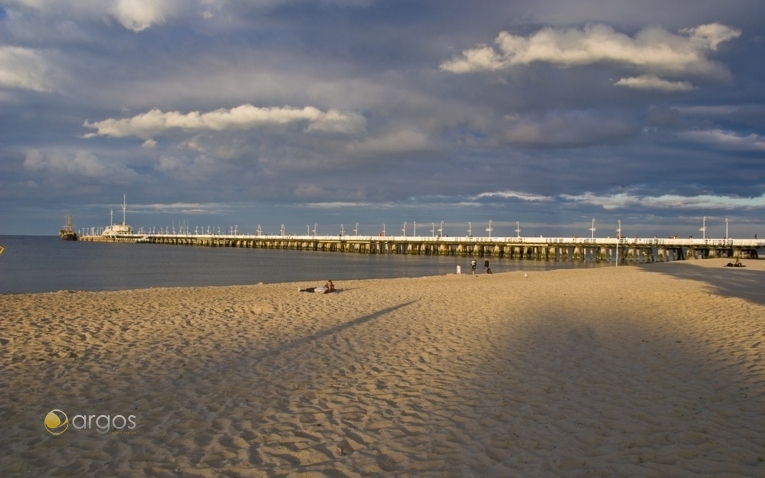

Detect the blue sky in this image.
[1,0,764,238]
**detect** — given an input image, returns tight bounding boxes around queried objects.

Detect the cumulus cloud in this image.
[111,0,175,32]
[83,104,366,139]
[440,23,740,78]
[4,0,177,32]
[614,75,695,92]
[677,130,765,150]
[22,149,137,180]
[561,192,765,210]
[0,46,55,92]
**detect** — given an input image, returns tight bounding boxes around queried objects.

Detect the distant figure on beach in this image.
[300,280,335,293]
[725,259,745,268]
[471,259,477,275]
[483,258,489,273]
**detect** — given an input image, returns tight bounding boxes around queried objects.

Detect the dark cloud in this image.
[1,0,763,237]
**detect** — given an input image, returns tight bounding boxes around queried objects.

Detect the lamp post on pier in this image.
[486,220,493,238]
[515,221,521,238]
[616,220,622,268]
[589,219,596,239]
[725,217,729,240]
[700,216,707,239]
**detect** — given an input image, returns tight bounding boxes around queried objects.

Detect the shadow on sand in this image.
[638,262,765,306]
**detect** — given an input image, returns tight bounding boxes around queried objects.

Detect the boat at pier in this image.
[102,194,133,236]
[59,214,78,241]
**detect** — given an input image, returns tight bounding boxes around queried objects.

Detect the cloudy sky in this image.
[1,0,764,238]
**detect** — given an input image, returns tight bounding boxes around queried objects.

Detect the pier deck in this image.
[78,233,763,263]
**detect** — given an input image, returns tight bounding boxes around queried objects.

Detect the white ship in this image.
[102,194,133,236]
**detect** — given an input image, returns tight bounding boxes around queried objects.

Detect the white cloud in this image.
[561,192,765,210]
[111,0,175,32]
[440,23,740,78]
[614,75,695,92]
[83,104,366,139]
[0,46,55,92]
[677,130,765,150]
[5,0,177,32]
[473,191,553,202]
[142,139,157,148]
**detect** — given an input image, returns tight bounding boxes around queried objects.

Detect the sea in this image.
[0,235,608,294]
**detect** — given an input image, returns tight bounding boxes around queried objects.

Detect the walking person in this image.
[484,257,490,273]
[471,259,477,275]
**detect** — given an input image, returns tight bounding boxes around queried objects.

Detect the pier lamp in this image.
[616,220,622,268]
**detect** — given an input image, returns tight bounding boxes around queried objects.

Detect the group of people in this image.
[299,280,335,294]
[470,258,492,275]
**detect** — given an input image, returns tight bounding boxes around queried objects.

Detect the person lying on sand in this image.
[725,259,746,268]
[299,280,335,293]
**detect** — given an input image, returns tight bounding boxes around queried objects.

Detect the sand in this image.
[1,258,764,477]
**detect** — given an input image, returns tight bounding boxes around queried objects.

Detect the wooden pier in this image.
[78,233,763,263]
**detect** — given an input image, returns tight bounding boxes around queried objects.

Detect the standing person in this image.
[471,259,477,275]
[484,257,490,273]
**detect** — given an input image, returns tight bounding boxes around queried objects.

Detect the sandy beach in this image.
[1,258,764,477]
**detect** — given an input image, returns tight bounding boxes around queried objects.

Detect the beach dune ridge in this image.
[1,259,764,476]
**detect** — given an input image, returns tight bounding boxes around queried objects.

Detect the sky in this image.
[1,0,764,238]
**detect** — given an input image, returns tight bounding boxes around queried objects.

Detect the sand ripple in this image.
[1,259,764,476]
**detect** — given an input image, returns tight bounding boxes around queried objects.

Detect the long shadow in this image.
[638,263,765,306]
[243,300,417,368]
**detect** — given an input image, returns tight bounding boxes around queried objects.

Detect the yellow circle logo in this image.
[44,409,69,435]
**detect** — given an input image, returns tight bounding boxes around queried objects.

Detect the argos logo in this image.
[44,409,137,435]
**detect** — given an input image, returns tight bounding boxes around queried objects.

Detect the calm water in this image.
[0,235,607,294]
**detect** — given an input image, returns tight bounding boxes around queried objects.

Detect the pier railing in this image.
[78,232,763,263]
